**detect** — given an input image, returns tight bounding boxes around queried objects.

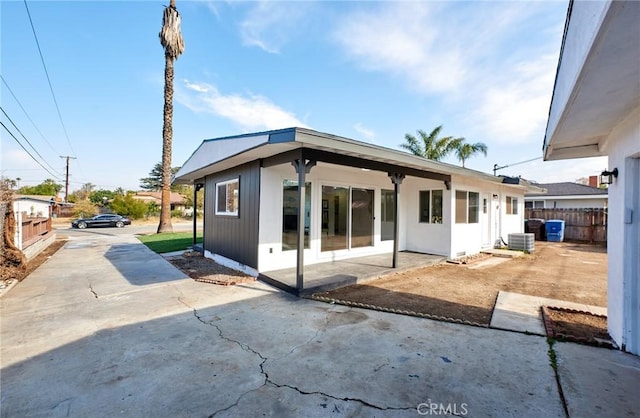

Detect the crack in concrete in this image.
[88,283,98,299]
[191,307,416,416]
[282,308,331,358]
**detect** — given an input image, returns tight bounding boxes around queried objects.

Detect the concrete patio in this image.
[1,230,638,417]
[261,251,446,296]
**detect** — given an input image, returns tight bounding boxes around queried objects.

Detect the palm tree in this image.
[157,0,185,233]
[400,125,463,161]
[455,141,488,168]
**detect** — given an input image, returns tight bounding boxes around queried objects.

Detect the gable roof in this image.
[525,182,608,197]
[174,127,542,192]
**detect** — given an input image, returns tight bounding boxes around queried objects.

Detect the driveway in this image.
[1,230,638,417]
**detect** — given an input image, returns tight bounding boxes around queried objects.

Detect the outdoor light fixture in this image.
[600,168,618,185]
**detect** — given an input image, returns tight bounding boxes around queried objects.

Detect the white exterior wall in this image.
[13,199,51,218]
[258,163,398,272]
[449,176,524,257]
[603,107,640,353]
[400,177,451,257]
[525,197,607,209]
[258,164,527,269]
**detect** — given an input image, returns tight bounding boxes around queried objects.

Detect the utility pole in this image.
[60,155,76,203]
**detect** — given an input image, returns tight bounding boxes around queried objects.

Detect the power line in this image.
[0,105,63,176]
[23,0,76,157]
[0,120,62,180]
[0,75,59,154]
[493,157,542,176]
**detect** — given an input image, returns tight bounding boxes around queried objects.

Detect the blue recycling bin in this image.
[546,220,565,242]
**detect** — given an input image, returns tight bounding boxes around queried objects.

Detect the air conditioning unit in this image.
[508,233,535,253]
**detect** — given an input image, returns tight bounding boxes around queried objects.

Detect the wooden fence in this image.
[21,217,52,248]
[525,208,607,244]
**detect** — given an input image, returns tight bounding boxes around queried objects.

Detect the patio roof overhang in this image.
[174,127,535,191]
[542,1,640,161]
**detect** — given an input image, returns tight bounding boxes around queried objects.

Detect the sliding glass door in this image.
[351,188,374,248]
[321,186,374,252]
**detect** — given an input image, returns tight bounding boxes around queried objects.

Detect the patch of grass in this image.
[137,231,203,254]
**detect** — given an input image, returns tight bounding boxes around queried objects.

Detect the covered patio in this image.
[260,251,446,296]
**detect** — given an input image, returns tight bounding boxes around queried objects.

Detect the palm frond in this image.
[159,3,185,60]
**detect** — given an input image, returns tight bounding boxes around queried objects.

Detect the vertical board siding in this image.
[525,208,607,243]
[204,161,260,268]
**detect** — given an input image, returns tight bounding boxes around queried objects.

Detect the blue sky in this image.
[1,0,607,192]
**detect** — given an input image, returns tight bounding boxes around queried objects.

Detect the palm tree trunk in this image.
[158,53,174,233]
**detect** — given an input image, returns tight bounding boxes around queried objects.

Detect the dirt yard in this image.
[315,241,607,327]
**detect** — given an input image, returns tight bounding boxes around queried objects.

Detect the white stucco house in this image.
[174,127,539,295]
[525,182,607,209]
[543,0,639,354]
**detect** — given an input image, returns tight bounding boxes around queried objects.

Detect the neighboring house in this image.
[543,1,639,354]
[12,195,56,259]
[13,195,54,218]
[132,191,187,212]
[173,127,540,294]
[525,182,608,209]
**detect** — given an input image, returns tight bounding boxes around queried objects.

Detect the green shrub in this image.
[110,194,147,220]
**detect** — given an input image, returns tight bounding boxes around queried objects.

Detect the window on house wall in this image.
[215,178,239,216]
[381,189,395,241]
[419,190,444,224]
[468,192,479,223]
[506,196,519,214]
[455,190,479,224]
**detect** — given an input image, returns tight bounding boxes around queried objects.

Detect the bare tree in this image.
[157,0,185,233]
[0,184,26,282]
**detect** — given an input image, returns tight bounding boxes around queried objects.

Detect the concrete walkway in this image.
[1,232,639,417]
[491,291,608,336]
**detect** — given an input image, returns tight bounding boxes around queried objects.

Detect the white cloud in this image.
[178,80,308,131]
[471,54,558,144]
[332,2,563,147]
[353,123,375,142]
[239,1,311,54]
[333,2,466,94]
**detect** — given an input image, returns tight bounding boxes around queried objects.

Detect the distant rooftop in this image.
[525,182,608,197]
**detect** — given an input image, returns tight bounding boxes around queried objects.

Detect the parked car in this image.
[71,214,131,229]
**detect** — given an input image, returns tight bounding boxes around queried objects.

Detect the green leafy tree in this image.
[89,189,116,206]
[182,185,203,210]
[455,141,488,168]
[140,162,181,191]
[110,194,148,220]
[400,125,463,161]
[17,179,63,196]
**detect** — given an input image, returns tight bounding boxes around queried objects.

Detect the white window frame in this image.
[418,189,444,224]
[506,196,519,215]
[215,178,239,216]
[455,190,480,224]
